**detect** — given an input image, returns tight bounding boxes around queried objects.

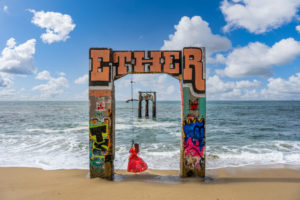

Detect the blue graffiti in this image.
[183,119,205,155]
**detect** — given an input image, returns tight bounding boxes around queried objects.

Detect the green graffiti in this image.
[200,97,206,119]
[183,87,190,118]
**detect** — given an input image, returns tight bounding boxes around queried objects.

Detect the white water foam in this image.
[0,130,89,170]
[115,121,178,131]
[26,126,88,133]
[206,141,300,169]
[2,126,300,171]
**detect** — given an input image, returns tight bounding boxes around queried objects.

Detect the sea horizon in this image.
[1,100,300,102]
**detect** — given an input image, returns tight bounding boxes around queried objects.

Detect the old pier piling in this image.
[138,91,156,118]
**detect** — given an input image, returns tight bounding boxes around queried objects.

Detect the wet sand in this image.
[1,166,300,200]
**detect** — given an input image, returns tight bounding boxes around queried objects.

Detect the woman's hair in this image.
[134,143,139,154]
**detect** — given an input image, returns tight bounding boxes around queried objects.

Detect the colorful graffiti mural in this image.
[89,47,206,179]
[183,118,205,176]
[89,124,110,176]
[89,93,113,179]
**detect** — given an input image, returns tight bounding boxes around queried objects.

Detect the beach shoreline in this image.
[1,166,299,200]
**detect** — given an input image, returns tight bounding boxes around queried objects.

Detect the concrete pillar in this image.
[89,88,114,180]
[89,48,115,180]
[180,47,206,178]
[145,100,149,117]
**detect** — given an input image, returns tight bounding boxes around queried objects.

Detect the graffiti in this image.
[89,49,111,86]
[89,48,205,94]
[89,123,110,178]
[90,117,109,126]
[89,49,196,86]
[95,112,104,120]
[96,97,105,111]
[89,124,110,158]
[183,118,205,173]
[183,48,205,94]
[89,131,106,177]
[189,100,198,110]
[95,111,104,118]
[97,102,104,111]
[90,97,109,126]
[95,97,105,119]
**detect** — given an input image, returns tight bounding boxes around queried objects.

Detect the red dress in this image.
[127,148,148,173]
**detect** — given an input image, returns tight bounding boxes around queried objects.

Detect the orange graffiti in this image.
[183,48,205,92]
[90,49,111,82]
[89,48,205,93]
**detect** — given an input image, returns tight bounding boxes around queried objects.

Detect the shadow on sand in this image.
[113,172,300,184]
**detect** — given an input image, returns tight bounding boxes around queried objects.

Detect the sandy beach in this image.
[1,166,299,200]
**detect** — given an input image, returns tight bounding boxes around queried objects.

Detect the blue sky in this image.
[0,0,300,101]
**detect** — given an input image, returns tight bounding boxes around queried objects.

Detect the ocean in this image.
[0,101,299,170]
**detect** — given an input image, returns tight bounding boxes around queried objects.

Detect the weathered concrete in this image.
[89,48,206,179]
[138,91,156,118]
[152,92,156,118]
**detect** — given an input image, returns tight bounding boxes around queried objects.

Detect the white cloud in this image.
[116,74,169,89]
[221,0,300,34]
[33,70,69,98]
[157,74,168,84]
[115,72,300,100]
[134,74,156,86]
[161,16,231,56]
[36,70,52,80]
[261,73,300,99]
[166,85,175,95]
[0,73,12,87]
[235,79,261,89]
[58,72,65,76]
[207,75,262,99]
[0,38,37,75]
[128,74,165,87]
[218,38,300,78]
[0,88,17,98]
[210,53,226,64]
[29,9,76,44]
[73,89,88,101]
[207,73,300,100]
[74,74,88,84]
[0,87,39,101]
[115,74,180,101]
[3,5,8,13]
[296,25,300,33]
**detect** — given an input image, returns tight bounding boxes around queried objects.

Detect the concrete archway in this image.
[89,48,206,180]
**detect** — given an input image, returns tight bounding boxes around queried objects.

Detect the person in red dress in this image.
[127,143,148,173]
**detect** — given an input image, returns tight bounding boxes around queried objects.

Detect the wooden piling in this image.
[138,92,142,118]
[145,100,149,117]
[152,92,156,118]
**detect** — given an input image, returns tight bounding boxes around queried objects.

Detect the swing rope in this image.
[130,74,135,146]
[116,75,136,170]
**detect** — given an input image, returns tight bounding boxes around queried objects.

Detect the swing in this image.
[127,75,148,173]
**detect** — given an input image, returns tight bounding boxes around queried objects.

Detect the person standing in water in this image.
[127,142,148,173]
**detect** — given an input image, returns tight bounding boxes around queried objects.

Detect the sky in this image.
[0,0,300,101]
